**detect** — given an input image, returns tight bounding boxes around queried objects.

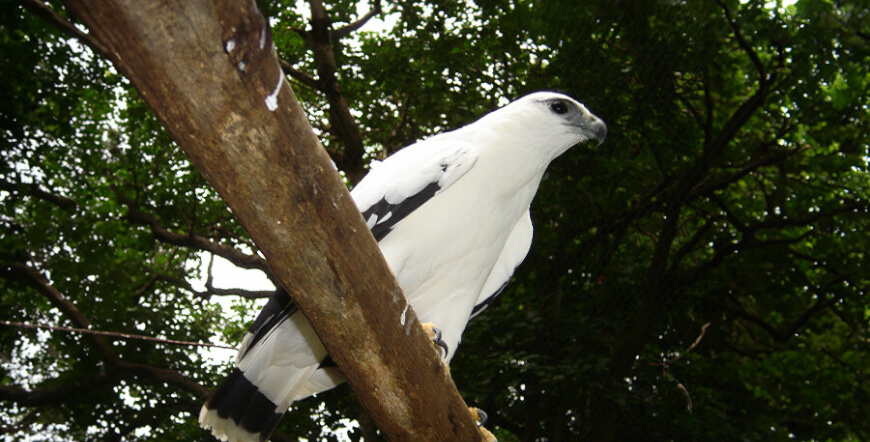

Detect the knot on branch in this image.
[218,2,274,75]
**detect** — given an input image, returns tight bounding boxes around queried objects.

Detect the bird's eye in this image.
[549,100,569,115]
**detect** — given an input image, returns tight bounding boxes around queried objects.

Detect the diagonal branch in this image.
[0,261,113,355]
[783,283,847,339]
[17,0,110,59]
[690,146,807,198]
[726,280,846,344]
[0,374,118,407]
[124,206,274,281]
[0,260,209,397]
[716,0,767,84]
[305,0,368,184]
[279,58,320,91]
[0,179,77,210]
[680,232,811,285]
[670,217,715,271]
[278,1,381,179]
[330,0,382,40]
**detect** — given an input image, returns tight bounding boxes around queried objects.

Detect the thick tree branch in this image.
[57,0,483,439]
[0,261,113,353]
[608,205,683,377]
[589,205,685,442]
[697,80,771,172]
[330,0,382,40]
[278,58,320,91]
[726,286,844,344]
[702,66,714,144]
[690,146,807,198]
[0,260,209,397]
[0,179,78,210]
[670,217,714,270]
[284,0,382,88]
[305,0,368,184]
[125,206,274,280]
[0,374,117,407]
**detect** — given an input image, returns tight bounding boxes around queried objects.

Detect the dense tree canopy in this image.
[2,0,868,441]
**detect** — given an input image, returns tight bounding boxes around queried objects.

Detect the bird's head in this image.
[485,91,607,162]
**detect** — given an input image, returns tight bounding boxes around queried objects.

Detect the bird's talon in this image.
[469,407,488,426]
[477,408,488,427]
[421,322,449,358]
[469,407,496,440]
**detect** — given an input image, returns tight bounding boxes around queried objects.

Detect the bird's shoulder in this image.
[351,137,479,241]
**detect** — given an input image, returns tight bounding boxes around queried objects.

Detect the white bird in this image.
[199,91,607,441]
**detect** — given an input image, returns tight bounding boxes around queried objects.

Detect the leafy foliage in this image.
[1,0,868,441]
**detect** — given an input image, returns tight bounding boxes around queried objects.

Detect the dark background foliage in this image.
[1,0,868,440]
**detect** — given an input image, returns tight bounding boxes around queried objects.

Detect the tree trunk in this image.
[58,0,483,439]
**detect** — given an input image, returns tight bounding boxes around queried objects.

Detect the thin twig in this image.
[0,320,237,350]
[646,323,710,414]
[676,382,693,413]
[679,322,711,359]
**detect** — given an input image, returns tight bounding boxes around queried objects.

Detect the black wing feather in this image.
[362,181,441,241]
[240,287,298,360]
[469,281,507,319]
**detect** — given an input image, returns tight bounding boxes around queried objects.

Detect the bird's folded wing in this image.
[235,139,478,364]
[236,288,297,362]
[351,139,479,241]
[470,211,533,319]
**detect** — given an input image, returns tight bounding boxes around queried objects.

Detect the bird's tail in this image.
[198,290,343,442]
[198,366,302,442]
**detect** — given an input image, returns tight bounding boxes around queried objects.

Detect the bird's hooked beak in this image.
[570,106,607,147]
[587,118,607,146]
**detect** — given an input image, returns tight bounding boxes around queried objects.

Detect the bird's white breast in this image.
[376,149,543,359]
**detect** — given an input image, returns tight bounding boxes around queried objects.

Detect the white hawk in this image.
[199,91,607,441]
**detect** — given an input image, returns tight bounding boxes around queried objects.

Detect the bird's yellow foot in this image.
[469,407,496,441]
[420,322,449,358]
